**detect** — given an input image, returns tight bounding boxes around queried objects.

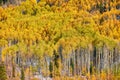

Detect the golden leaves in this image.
[0,7,7,21]
[1,44,18,61]
[29,0,37,4]
[0,0,119,58]
[0,39,8,47]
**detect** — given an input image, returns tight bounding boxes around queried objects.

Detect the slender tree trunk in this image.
[103,45,108,70]
[88,47,90,74]
[45,56,48,77]
[98,48,100,74]
[79,48,82,75]
[68,55,70,76]
[81,48,84,75]
[76,48,80,75]
[78,48,81,75]
[72,50,76,76]
[12,56,15,77]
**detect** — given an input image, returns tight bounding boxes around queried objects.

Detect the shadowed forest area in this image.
[0,0,120,80]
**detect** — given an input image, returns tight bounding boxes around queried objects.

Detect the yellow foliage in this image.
[100,71,107,80]
[0,1,120,79]
[91,75,97,80]
[29,0,37,4]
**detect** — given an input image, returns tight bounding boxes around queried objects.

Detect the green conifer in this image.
[0,62,7,80]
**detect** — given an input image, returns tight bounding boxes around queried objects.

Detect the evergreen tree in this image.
[21,68,25,80]
[0,0,3,5]
[0,62,7,80]
[49,61,53,78]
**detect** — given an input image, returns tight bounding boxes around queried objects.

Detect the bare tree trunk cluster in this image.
[1,44,120,78]
[53,44,120,77]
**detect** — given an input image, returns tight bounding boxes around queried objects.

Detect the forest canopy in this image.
[0,0,120,80]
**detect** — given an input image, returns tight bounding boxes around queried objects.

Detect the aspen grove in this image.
[0,0,120,80]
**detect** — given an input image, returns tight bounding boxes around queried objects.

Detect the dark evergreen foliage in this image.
[0,62,7,80]
[21,68,25,80]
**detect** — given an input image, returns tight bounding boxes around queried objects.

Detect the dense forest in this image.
[0,0,120,80]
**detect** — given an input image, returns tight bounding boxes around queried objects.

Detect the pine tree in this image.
[0,62,7,80]
[49,61,53,78]
[21,68,25,80]
[0,0,3,5]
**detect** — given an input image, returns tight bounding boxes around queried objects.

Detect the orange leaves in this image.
[100,71,107,80]
[91,75,97,80]
[0,7,4,14]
